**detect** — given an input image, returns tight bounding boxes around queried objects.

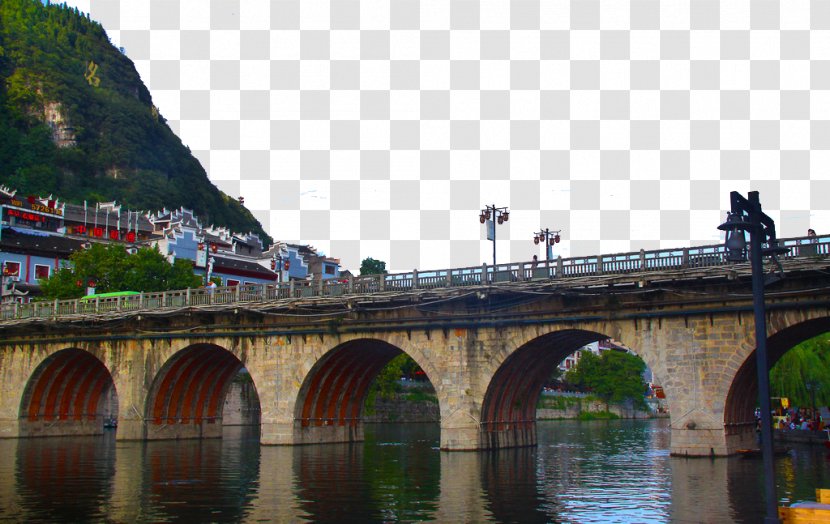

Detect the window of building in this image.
[3,261,20,278]
[226,279,240,287]
[324,264,335,275]
[34,264,50,280]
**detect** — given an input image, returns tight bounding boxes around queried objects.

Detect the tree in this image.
[770,334,830,409]
[359,257,386,275]
[565,350,648,410]
[38,243,202,299]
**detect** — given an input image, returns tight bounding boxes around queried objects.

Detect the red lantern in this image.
[554,234,560,243]
[284,260,290,271]
[75,280,82,287]
[87,280,96,288]
[270,259,276,270]
[534,237,539,245]
[211,244,218,253]
[109,229,119,240]
[126,231,136,243]
[93,227,104,238]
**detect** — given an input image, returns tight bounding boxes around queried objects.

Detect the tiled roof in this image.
[62,204,155,233]
[0,227,87,257]
[213,255,276,278]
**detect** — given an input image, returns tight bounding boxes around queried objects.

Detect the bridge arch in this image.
[723,316,830,451]
[144,343,257,440]
[293,337,438,445]
[479,328,609,449]
[19,347,117,437]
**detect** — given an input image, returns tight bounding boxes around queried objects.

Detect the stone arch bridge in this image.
[1,239,829,456]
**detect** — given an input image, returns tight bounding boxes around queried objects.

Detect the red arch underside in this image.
[300,341,398,427]
[151,346,243,425]
[482,331,602,432]
[26,350,112,422]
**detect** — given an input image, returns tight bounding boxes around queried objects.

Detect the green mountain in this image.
[0,0,272,245]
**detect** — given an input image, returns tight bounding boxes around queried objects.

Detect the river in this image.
[0,419,827,522]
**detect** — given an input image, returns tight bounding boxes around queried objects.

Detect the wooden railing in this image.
[1,234,827,322]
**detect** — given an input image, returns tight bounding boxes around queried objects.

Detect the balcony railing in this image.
[1,234,827,322]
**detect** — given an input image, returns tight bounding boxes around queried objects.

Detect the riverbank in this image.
[537,394,659,420]
[362,389,664,423]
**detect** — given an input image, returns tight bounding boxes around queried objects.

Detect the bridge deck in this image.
[1,234,827,327]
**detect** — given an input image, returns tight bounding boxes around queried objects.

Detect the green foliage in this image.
[577,411,620,421]
[402,389,438,404]
[770,334,830,408]
[364,353,430,413]
[0,0,271,245]
[359,257,386,276]
[38,243,202,299]
[371,353,408,400]
[564,350,648,410]
[537,395,582,411]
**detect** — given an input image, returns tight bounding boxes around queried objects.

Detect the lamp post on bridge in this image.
[198,241,218,286]
[533,228,561,261]
[479,204,509,268]
[271,250,290,284]
[718,190,788,524]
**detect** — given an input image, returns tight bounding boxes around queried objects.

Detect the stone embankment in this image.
[363,393,440,423]
[538,399,652,420]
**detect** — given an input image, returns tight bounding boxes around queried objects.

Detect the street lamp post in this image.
[479,204,509,268]
[533,228,562,261]
[271,249,290,284]
[718,190,788,524]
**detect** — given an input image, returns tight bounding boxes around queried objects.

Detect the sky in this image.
[56,0,829,273]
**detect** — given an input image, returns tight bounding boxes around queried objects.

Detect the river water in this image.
[0,419,827,523]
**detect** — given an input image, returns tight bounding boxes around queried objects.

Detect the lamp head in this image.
[719,212,748,262]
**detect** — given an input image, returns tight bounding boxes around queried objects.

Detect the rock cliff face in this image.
[44,101,76,148]
[0,0,272,245]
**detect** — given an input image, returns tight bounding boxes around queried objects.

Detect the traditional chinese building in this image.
[0,187,156,303]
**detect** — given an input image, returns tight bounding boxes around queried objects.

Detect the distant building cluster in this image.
[0,186,342,303]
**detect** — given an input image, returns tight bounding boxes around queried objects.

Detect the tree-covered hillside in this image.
[0,0,271,245]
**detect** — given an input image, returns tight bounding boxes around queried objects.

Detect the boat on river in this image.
[779,489,830,523]
[735,447,791,458]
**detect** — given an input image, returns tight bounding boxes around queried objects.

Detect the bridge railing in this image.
[1,234,828,322]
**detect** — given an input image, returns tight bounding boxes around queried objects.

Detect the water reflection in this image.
[0,420,828,522]
[290,423,441,522]
[481,447,549,523]
[138,426,260,522]
[15,434,115,522]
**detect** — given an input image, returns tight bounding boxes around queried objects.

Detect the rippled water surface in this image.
[0,420,828,522]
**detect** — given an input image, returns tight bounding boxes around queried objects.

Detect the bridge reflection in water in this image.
[1,421,828,522]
